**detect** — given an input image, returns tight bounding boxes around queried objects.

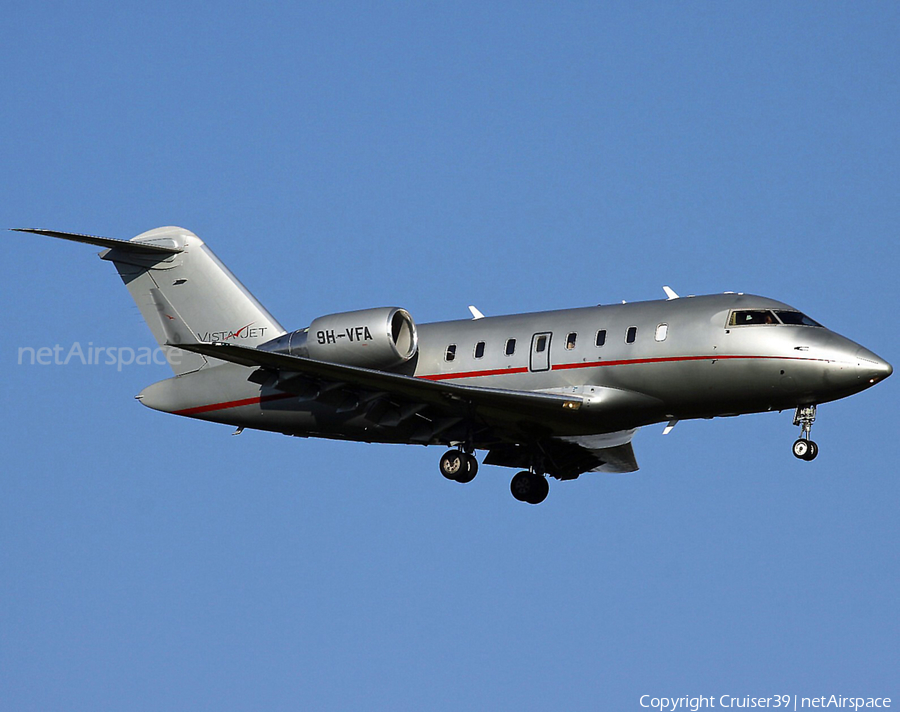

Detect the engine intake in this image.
[259,307,418,370]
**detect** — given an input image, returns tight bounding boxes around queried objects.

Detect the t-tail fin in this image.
[14,226,286,375]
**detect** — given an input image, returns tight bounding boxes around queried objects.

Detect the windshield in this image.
[728,309,823,327]
[773,310,822,327]
[728,310,778,326]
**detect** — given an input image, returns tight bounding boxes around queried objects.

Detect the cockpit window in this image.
[773,310,822,327]
[728,309,824,328]
[728,310,778,326]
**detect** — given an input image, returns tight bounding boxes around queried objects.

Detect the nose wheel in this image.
[792,438,819,461]
[792,405,819,461]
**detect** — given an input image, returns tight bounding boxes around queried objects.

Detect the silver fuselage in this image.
[139,293,891,446]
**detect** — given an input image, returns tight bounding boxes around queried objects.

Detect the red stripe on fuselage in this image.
[419,366,530,381]
[420,354,830,381]
[173,391,295,416]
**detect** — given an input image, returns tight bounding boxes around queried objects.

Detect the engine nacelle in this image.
[259,307,418,369]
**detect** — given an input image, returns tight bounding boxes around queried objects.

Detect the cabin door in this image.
[529,332,552,372]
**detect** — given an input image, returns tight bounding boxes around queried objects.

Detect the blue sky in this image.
[2,2,898,710]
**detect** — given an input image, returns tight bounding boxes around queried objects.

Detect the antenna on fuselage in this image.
[468,305,485,320]
[663,286,679,300]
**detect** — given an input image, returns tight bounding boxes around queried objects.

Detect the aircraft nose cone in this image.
[855,347,892,385]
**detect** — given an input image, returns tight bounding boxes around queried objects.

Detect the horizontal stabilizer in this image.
[16,225,283,375]
[11,228,182,255]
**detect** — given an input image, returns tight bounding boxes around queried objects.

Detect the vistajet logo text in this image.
[196,323,268,342]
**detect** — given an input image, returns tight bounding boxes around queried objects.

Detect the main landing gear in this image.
[792,405,819,461]
[437,450,550,504]
[439,449,478,483]
[510,470,549,505]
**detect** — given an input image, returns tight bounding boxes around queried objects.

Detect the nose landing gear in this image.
[792,405,819,461]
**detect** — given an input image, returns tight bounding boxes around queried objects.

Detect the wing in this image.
[177,341,642,478]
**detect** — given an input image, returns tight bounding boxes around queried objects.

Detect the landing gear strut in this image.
[792,405,819,461]
[439,449,478,483]
[510,470,549,504]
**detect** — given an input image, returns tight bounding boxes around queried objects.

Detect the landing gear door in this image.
[530,332,552,372]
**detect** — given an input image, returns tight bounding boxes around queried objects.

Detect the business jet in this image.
[16,227,892,504]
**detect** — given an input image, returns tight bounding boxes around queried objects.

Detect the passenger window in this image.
[505,338,516,356]
[566,332,577,350]
[655,324,668,341]
[626,326,637,344]
[474,341,485,359]
[729,310,778,326]
[535,335,547,353]
[445,344,457,361]
[595,329,606,347]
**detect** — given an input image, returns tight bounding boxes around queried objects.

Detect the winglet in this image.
[468,305,485,320]
[663,286,679,300]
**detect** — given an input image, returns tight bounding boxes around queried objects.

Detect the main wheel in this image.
[439,450,466,480]
[510,471,532,501]
[528,475,549,504]
[510,471,549,504]
[456,453,478,483]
